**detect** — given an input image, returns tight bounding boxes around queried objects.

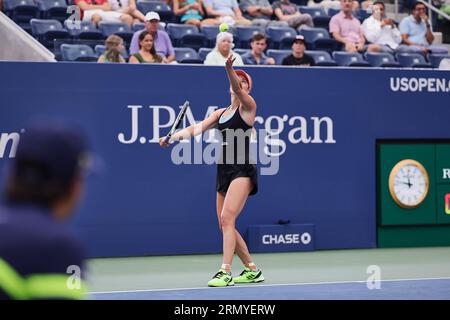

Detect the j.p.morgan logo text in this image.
[117,105,336,157]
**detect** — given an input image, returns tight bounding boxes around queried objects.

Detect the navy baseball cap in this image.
[12,122,92,187]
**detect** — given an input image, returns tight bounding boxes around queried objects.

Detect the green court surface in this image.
[87,247,450,297]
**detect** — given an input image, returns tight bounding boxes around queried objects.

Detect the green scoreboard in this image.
[378,143,450,247]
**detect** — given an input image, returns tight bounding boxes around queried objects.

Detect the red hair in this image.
[235,69,253,92]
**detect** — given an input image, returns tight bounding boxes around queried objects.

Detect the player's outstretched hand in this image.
[225,55,236,69]
[159,137,170,148]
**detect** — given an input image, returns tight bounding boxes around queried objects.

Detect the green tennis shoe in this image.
[233,268,265,283]
[207,270,235,287]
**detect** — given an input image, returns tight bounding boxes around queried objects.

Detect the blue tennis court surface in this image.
[90,278,450,300]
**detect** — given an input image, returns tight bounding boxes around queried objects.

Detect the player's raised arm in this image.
[225,56,256,113]
[159,108,225,147]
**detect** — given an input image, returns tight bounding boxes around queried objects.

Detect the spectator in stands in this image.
[329,0,378,52]
[98,35,127,63]
[203,0,252,27]
[129,11,176,63]
[282,35,316,66]
[108,0,146,24]
[173,0,209,27]
[240,0,288,27]
[204,31,244,65]
[362,1,402,54]
[272,0,314,29]
[397,1,448,55]
[75,0,133,26]
[129,31,164,63]
[242,33,275,65]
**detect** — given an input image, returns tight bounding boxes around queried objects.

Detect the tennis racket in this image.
[164,101,189,143]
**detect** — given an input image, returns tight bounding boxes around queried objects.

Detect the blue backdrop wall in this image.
[0,62,449,258]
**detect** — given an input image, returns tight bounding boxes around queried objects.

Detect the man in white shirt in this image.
[362,1,402,53]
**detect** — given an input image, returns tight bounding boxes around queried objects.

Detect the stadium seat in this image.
[328,8,341,17]
[266,26,297,49]
[137,1,175,23]
[36,0,68,23]
[332,51,371,67]
[60,44,98,61]
[166,23,207,50]
[298,27,340,53]
[266,49,291,65]
[235,26,265,49]
[365,52,401,67]
[427,54,450,68]
[201,25,220,48]
[305,50,338,66]
[174,47,202,63]
[358,9,371,22]
[397,53,432,68]
[30,18,70,48]
[234,48,250,56]
[64,20,104,40]
[98,22,133,43]
[132,22,145,32]
[198,47,212,61]
[95,44,129,59]
[298,6,331,29]
[4,0,40,32]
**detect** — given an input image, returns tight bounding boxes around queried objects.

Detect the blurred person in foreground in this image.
[0,122,91,300]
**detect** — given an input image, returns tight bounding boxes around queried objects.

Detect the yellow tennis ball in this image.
[219,23,229,33]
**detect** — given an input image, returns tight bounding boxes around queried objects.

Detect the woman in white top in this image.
[204,32,244,66]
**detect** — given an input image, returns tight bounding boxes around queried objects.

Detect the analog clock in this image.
[388,159,429,209]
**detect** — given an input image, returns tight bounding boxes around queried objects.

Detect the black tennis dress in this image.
[216,106,258,196]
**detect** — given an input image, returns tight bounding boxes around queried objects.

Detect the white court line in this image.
[89,276,450,295]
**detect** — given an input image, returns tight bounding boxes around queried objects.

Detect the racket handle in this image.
[164,135,171,144]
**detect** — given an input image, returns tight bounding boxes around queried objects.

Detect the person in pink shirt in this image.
[329,0,378,53]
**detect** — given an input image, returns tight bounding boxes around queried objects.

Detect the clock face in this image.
[389,160,429,208]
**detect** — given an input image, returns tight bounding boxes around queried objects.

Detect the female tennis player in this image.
[159,56,263,287]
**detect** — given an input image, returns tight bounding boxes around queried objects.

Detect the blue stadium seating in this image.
[174,47,202,63]
[198,47,212,61]
[36,0,68,23]
[4,0,40,32]
[333,51,371,67]
[98,22,133,43]
[298,27,340,53]
[305,50,338,66]
[64,20,104,40]
[397,53,432,68]
[167,23,207,50]
[365,52,401,67]
[30,18,70,48]
[427,54,450,68]
[298,6,331,29]
[132,22,145,32]
[266,49,291,65]
[200,25,220,48]
[137,1,175,23]
[234,48,250,56]
[235,26,265,49]
[60,44,98,61]
[328,8,340,17]
[266,26,297,49]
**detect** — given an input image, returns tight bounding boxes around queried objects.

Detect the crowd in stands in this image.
[2,0,449,67]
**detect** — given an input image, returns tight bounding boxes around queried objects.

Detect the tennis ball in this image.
[219,23,229,33]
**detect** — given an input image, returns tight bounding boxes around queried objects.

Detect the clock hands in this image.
[406,175,412,188]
